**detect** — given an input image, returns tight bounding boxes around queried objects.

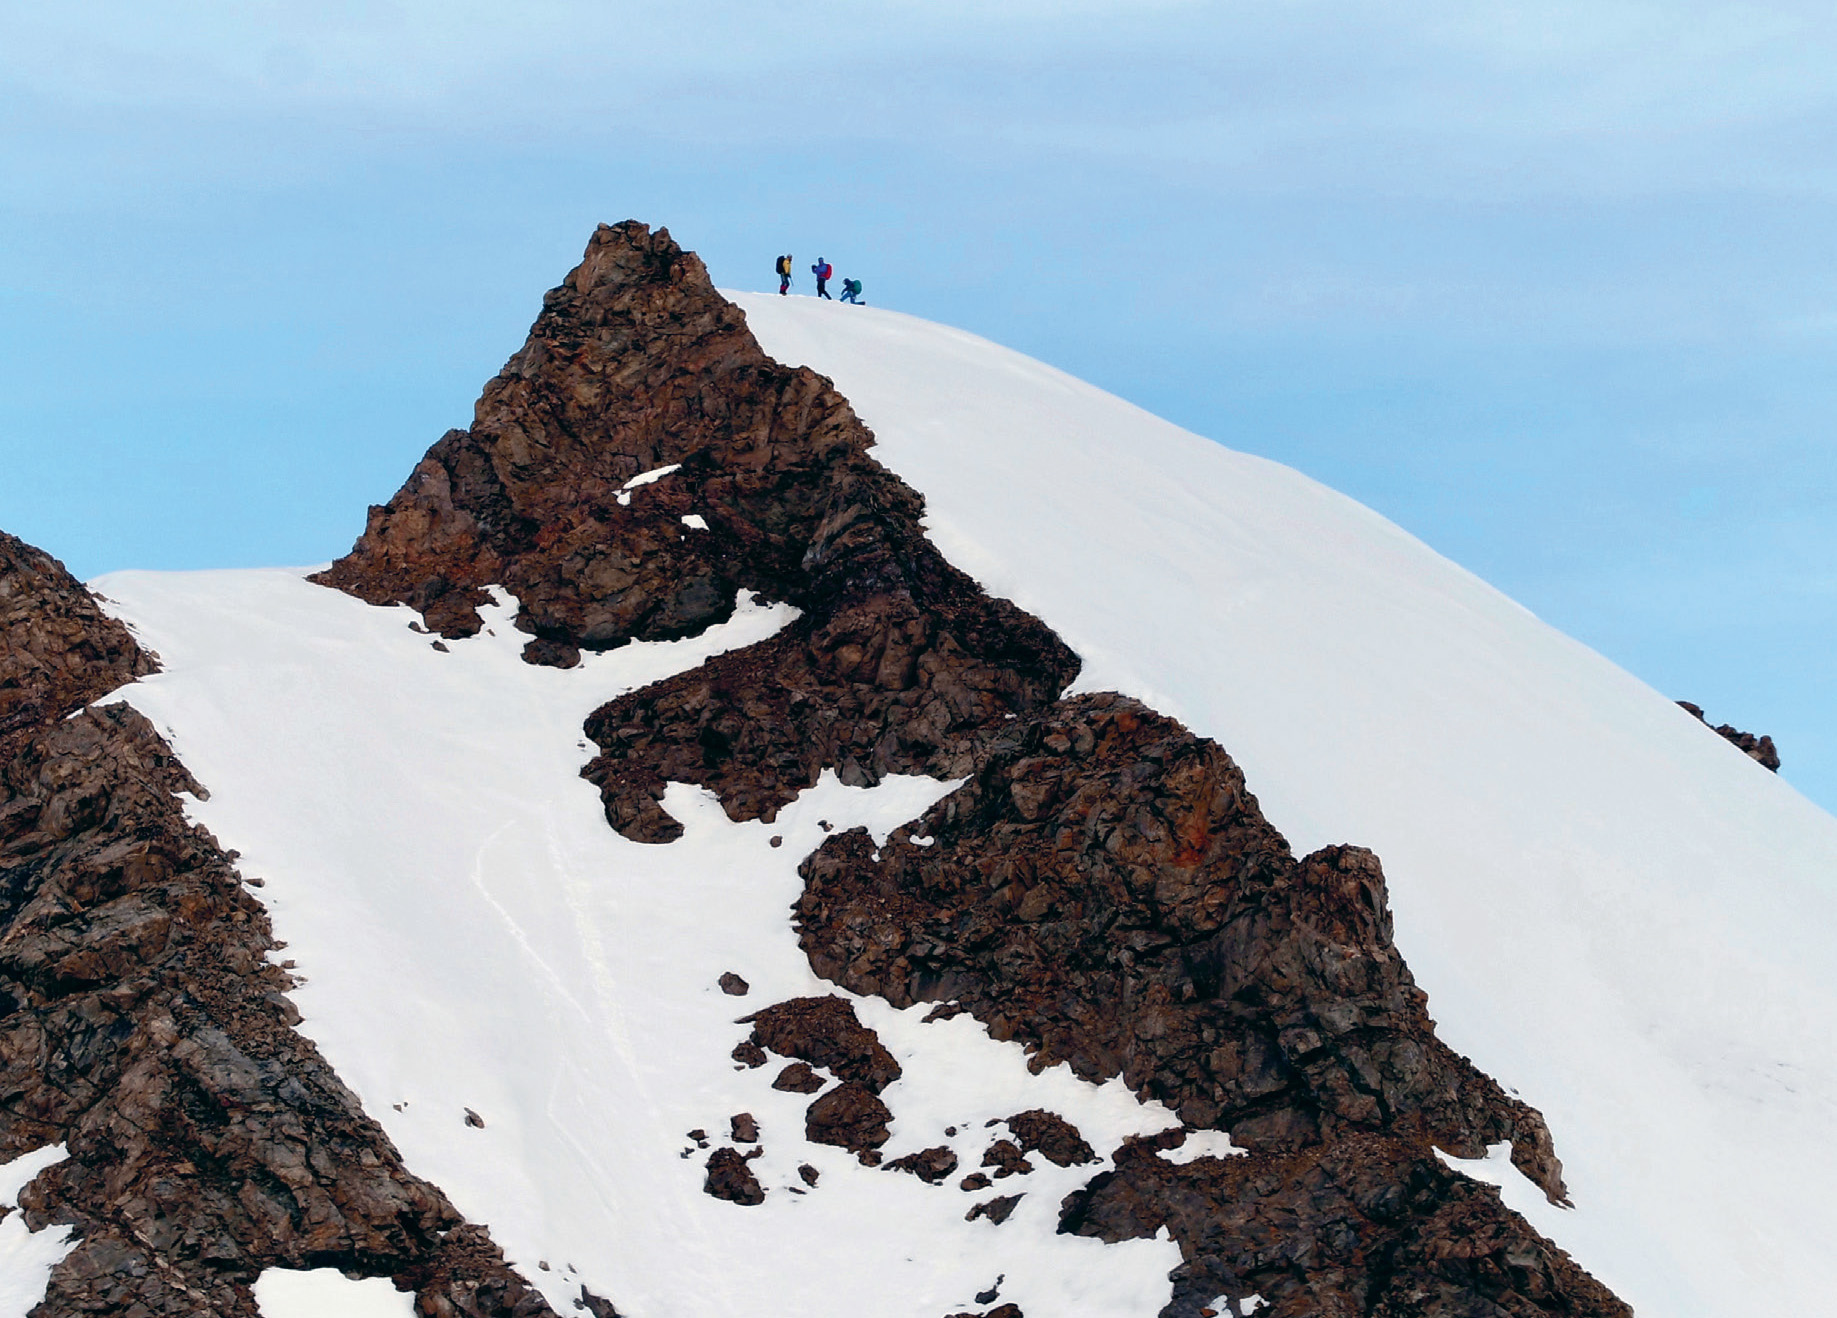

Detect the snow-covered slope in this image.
[93,573,1192,1318]
[729,291,1837,1316]
[87,292,1837,1317]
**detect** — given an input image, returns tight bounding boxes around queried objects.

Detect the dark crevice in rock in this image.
[0,535,560,1317]
[317,221,1630,1316]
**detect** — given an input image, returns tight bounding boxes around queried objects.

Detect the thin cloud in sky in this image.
[2,0,1835,808]
[9,2,1836,170]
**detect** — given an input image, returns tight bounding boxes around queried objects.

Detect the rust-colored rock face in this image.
[795,693,1565,1184]
[1061,1132,1629,1318]
[0,532,154,751]
[315,220,1630,1318]
[0,537,554,1317]
[314,223,877,658]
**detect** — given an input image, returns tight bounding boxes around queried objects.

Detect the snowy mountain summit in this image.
[1,222,1833,1318]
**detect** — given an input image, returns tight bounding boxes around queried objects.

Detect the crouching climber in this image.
[840,277,864,304]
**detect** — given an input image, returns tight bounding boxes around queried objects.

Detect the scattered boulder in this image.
[772,1062,826,1094]
[731,1113,759,1143]
[719,971,751,996]
[1006,1111,1094,1167]
[578,1288,624,1318]
[964,1195,1022,1226]
[885,1146,959,1184]
[703,1148,764,1206]
[740,996,901,1092]
[805,1083,893,1155]
[980,1140,1032,1179]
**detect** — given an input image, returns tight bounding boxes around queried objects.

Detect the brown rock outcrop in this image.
[319,222,1629,1316]
[964,1194,1022,1225]
[703,1148,765,1206]
[739,996,901,1092]
[1005,1111,1094,1167]
[805,1083,894,1156]
[795,695,1563,1189]
[316,223,1077,843]
[0,532,154,753]
[771,1062,825,1093]
[0,535,558,1318]
[1678,700,1780,770]
[885,1146,959,1184]
[1062,1132,1624,1318]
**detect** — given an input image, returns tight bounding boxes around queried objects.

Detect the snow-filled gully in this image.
[97,569,1196,1318]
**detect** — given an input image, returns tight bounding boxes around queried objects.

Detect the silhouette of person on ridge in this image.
[775,254,793,295]
[839,278,863,304]
[811,257,833,299]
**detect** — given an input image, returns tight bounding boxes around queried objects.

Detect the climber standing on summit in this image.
[812,256,832,299]
[775,254,793,295]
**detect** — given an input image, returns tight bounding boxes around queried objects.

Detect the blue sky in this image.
[4,1,1835,811]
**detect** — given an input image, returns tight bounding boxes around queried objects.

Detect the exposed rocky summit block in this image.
[315,222,882,658]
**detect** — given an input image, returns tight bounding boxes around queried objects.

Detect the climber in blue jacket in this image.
[811,258,833,299]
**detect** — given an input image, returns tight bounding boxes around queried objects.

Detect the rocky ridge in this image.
[0,542,565,1315]
[1677,700,1780,771]
[319,221,1632,1318]
[0,533,155,754]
